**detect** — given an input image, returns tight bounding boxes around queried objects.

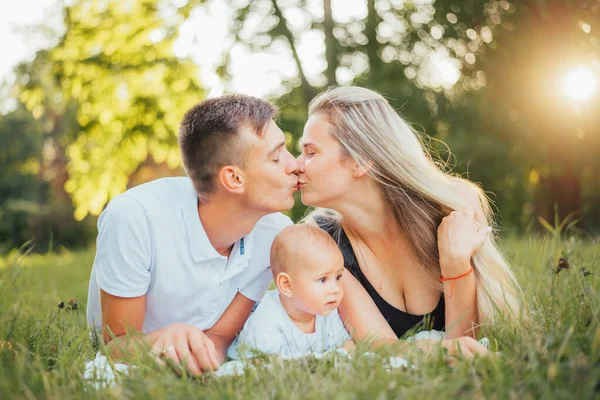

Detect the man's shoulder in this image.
[248,214,293,254]
[254,213,293,233]
[125,176,191,201]
[112,177,192,215]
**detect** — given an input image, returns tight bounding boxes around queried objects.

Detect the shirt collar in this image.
[182,179,254,264]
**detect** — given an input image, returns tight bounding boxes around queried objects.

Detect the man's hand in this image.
[151,323,220,376]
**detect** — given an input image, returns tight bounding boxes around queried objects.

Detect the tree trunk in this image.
[323,0,337,86]
[546,142,582,226]
[365,0,379,74]
[271,0,314,107]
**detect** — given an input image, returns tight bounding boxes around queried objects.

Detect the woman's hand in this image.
[437,208,491,274]
[416,336,489,359]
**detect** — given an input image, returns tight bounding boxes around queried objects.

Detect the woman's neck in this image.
[334,179,399,240]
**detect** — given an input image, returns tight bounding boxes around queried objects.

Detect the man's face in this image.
[240,120,299,213]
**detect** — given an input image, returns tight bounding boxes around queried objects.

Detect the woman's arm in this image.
[439,254,479,339]
[339,269,488,358]
[438,180,490,339]
[338,271,397,345]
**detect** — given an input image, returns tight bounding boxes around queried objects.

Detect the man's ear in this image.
[276,272,294,298]
[218,165,245,194]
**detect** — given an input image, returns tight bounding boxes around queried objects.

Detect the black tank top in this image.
[316,216,446,338]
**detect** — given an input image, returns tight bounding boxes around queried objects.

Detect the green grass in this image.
[0,235,599,399]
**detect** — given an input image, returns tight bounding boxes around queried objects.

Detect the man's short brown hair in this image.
[178,94,277,199]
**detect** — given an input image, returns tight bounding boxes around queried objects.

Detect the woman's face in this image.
[297,114,356,208]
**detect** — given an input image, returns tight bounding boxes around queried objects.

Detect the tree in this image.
[222,0,521,223]
[468,0,600,229]
[220,0,599,230]
[0,107,47,251]
[16,0,205,220]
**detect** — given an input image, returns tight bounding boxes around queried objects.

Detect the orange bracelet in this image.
[439,267,473,298]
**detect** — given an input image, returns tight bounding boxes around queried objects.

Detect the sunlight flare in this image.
[563,67,597,101]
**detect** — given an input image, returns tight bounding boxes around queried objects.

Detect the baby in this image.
[227,224,353,360]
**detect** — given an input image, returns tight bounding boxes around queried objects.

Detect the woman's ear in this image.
[353,160,372,178]
[218,165,245,194]
[276,272,294,298]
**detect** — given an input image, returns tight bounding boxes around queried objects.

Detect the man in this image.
[86,94,299,376]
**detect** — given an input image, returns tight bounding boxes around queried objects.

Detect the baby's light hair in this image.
[270,224,340,278]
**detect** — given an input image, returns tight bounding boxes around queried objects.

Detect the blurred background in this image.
[0,0,598,254]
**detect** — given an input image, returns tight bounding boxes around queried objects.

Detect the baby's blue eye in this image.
[319,277,326,283]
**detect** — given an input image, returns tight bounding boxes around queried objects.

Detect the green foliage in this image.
[0,106,96,253]
[15,0,205,220]
[4,0,600,233]
[0,236,598,398]
[224,0,600,231]
[0,109,45,252]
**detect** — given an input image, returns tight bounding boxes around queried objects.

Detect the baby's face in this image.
[290,248,345,316]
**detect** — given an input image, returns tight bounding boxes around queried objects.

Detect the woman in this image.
[297,86,522,357]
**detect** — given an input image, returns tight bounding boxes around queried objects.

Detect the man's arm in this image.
[101,289,255,374]
[101,290,148,358]
[204,292,256,364]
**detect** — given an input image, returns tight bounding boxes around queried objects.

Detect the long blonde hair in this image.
[305,86,522,323]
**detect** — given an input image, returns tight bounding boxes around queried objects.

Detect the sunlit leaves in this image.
[17,0,205,220]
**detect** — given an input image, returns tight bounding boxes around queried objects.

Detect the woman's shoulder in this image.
[302,209,341,234]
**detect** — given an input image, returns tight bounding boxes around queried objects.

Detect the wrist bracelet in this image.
[439,267,473,298]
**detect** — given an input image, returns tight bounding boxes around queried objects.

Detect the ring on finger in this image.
[161,346,175,356]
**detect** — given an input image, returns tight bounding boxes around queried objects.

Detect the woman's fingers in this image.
[466,338,489,355]
[477,225,493,246]
[445,337,489,359]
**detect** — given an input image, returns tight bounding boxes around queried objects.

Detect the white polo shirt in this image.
[86,177,292,334]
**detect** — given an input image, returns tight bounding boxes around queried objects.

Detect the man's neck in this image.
[197,194,265,257]
[279,293,316,334]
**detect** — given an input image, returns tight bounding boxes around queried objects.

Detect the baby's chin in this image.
[317,308,334,317]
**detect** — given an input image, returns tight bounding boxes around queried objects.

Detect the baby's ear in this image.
[276,272,294,298]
